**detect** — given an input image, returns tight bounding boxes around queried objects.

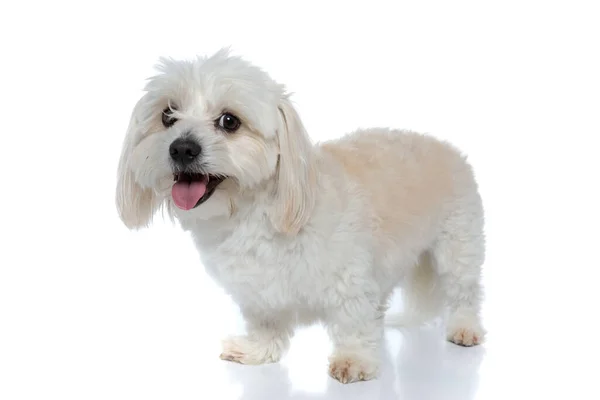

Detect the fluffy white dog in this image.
[116,49,486,384]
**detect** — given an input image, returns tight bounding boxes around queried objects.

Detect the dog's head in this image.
[116,49,315,235]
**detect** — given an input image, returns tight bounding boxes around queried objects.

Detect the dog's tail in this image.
[385,251,445,328]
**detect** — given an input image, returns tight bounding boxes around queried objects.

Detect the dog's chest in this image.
[192,221,325,309]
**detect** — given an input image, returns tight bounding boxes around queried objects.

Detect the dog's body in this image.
[116,49,486,383]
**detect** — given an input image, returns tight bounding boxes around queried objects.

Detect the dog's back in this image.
[319,128,477,239]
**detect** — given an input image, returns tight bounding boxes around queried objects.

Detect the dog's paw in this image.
[446,318,485,346]
[219,335,283,365]
[328,352,378,384]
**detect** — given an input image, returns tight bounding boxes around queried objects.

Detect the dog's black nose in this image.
[169,138,202,165]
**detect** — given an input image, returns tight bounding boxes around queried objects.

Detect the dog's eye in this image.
[162,108,178,128]
[217,113,241,133]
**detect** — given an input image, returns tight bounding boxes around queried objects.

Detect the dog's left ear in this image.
[115,95,161,230]
[271,96,317,235]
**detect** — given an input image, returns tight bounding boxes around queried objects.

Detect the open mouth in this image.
[171,172,226,211]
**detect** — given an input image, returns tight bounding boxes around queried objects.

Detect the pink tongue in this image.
[172,181,207,210]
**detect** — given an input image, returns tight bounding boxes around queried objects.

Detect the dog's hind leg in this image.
[387,251,445,328]
[384,252,443,329]
[433,194,487,346]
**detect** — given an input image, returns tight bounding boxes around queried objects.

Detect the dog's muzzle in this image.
[168,137,227,211]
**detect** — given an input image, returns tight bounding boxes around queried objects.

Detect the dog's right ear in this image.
[115,95,160,230]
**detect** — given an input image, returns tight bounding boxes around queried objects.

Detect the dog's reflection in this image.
[224,324,484,400]
[394,324,485,400]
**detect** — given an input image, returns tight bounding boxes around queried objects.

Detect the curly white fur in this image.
[116,48,486,384]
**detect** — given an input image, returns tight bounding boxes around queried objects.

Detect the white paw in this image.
[219,335,284,365]
[328,351,379,384]
[446,318,485,347]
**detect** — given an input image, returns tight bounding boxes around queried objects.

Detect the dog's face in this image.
[116,49,315,234]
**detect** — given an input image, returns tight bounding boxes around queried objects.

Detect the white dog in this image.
[116,49,486,384]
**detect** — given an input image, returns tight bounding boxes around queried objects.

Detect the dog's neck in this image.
[179,180,283,253]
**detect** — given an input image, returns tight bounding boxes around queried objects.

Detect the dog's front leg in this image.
[220,309,294,365]
[326,298,383,384]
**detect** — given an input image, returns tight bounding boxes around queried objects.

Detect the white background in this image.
[1,1,599,399]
